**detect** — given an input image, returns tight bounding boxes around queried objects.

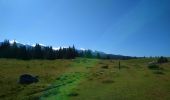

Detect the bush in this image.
[68,92,79,97]
[153,70,164,75]
[101,65,109,69]
[157,56,168,64]
[148,64,160,70]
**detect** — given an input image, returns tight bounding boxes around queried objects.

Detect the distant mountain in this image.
[9,40,33,49]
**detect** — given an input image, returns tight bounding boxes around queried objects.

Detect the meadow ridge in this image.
[0,58,170,100]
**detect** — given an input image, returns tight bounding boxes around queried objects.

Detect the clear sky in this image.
[0,0,170,57]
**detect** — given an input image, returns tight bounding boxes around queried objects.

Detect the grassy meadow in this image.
[0,58,170,100]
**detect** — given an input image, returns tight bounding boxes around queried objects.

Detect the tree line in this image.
[0,40,79,60]
[0,40,104,60]
[0,40,135,60]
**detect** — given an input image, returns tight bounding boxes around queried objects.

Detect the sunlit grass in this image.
[0,58,170,100]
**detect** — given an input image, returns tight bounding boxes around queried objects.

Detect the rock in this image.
[148,61,157,65]
[19,74,39,84]
[99,70,104,74]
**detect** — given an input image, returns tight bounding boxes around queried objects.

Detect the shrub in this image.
[68,92,79,96]
[157,56,168,64]
[101,65,109,69]
[148,64,159,70]
[153,70,164,75]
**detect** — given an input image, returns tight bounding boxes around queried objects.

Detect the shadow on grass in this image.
[153,70,164,75]
[68,92,79,97]
[148,64,165,75]
[148,64,160,70]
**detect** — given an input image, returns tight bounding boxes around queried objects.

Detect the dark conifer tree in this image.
[0,39,87,60]
[11,41,18,58]
[18,46,29,60]
[33,44,43,59]
[47,46,56,59]
[0,40,10,58]
[97,53,101,59]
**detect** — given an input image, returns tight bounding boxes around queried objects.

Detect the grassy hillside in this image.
[0,58,170,100]
[70,59,170,100]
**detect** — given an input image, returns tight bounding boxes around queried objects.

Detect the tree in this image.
[72,45,78,58]
[47,46,56,60]
[0,39,80,60]
[106,55,111,59]
[157,56,168,64]
[33,44,43,59]
[18,46,29,60]
[85,50,92,58]
[0,40,10,58]
[11,41,18,58]
[97,53,101,59]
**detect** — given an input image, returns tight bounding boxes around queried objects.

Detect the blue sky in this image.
[0,0,170,56]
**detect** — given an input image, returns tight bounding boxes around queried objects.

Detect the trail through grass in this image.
[40,58,99,100]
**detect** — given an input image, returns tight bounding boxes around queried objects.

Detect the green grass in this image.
[40,58,98,100]
[70,59,170,100]
[0,59,73,100]
[0,58,170,100]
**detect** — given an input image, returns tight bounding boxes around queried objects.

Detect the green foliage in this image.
[157,56,168,64]
[0,40,78,60]
[153,70,164,75]
[68,92,79,97]
[78,50,93,58]
[96,53,101,59]
[148,64,160,69]
[0,40,136,60]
